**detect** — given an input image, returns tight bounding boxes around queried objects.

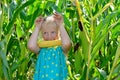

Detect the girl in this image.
[28,12,71,80]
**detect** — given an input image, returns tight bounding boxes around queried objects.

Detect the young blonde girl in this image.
[28,12,71,80]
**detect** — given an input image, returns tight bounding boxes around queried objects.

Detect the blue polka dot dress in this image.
[34,46,68,80]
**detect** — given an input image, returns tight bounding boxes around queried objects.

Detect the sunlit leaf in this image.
[97,68,107,79]
[1,0,120,79]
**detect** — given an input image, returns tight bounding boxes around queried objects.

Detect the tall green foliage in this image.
[0,0,120,80]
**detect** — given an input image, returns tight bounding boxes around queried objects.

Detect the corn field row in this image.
[0,0,120,80]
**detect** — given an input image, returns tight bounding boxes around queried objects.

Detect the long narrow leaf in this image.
[5,0,35,34]
[107,42,120,80]
[91,19,120,60]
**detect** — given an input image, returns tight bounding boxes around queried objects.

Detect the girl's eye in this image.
[51,31,56,34]
[43,32,47,34]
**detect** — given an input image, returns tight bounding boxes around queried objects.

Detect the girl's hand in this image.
[35,16,44,30]
[53,12,64,27]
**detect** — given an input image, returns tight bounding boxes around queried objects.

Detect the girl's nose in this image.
[48,34,52,40]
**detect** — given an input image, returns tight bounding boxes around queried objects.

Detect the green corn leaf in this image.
[0,58,3,78]
[57,0,63,12]
[107,42,120,80]
[97,68,107,79]
[16,19,24,39]
[92,11,120,56]
[2,64,10,80]
[113,64,120,75]
[63,15,71,27]
[5,0,35,34]
[20,10,31,21]
[27,7,41,29]
[91,20,120,61]
[79,31,90,62]
[11,58,26,73]
[0,40,9,69]
[74,49,82,73]
[94,10,120,47]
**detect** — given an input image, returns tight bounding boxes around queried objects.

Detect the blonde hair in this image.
[41,15,57,29]
[39,15,60,40]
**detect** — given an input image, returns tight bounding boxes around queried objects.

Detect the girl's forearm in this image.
[28,27,40,54]
[59,24,71,52]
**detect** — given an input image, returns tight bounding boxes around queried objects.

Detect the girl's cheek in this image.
[54,34,58,40]
[43,35,48,40]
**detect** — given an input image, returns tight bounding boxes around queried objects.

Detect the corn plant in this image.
[0,0,120,80]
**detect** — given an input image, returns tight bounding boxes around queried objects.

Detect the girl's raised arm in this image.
[54,12,71,53]
[28,16,44,54]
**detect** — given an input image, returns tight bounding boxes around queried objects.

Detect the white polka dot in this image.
[43,66,46,68]
[52,53,55,56]
[52,62,54,65]
[48,57,51,60]
[46,74,48,77]
[51,70,54,73]
[53,49,56,51]
[47,65,50,68]
[50,49,52,52]
[56,73,59,76]
[55,64,58,67]
[42,75,44,78]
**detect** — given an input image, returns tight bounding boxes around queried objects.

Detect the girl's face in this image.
[41,22,59,41]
